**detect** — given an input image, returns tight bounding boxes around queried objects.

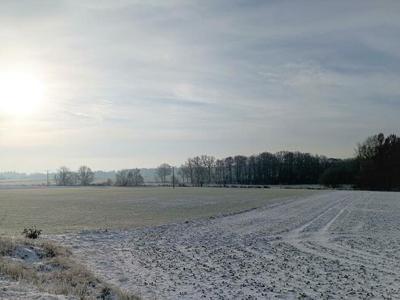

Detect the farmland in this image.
[54,190,400,299]
[0,186,314,235]
[2,188,400,299]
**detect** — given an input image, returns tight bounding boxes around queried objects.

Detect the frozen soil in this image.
[52,191,400,299]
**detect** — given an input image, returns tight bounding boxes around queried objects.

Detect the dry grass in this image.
[0,237,15,256]
[0,258,36,282]
[0,237,139,299]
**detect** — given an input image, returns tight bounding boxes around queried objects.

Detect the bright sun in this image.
[0,71,45,116]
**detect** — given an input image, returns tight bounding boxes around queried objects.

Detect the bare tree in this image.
[115,169,144,186]
[129,169,144,186]
[157,163,172,184]
[178,164,191,184]
[234,155,247,184]
[54,166,74,186]
[115,169,129,186]
[77,166,94,186]
[215,159,226,185]
[191,156,207,186]
[187,160,194,184]
[201,155,216,184]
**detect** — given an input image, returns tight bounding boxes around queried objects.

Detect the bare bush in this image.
[22,226,42,239]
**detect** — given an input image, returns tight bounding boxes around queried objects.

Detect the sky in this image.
[0,0,399,172]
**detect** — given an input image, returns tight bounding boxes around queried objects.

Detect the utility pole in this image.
[46,170,49,186]
[172,166,175,189]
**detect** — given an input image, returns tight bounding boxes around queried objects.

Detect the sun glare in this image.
[0,71,45,116]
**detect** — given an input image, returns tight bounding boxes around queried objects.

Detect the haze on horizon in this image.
[0,0,399,172]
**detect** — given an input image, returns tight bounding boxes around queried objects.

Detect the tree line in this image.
[54,166,143,186]
[320,133,400,190]
[155,152,333,186]
[157,133,399,190]
[55,166,95,186]
[55,133,399,191]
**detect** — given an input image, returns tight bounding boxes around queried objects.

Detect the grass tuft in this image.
[0,237,139,299]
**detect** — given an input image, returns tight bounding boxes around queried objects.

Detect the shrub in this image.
[22,226,42,239]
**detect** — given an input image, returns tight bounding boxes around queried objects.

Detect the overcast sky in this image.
[0,0,399,172]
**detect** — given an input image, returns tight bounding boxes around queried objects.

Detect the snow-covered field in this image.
[52,191,400,299]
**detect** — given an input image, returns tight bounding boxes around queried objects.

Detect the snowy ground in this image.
[0,276,72,300]
[51,191,400,299]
